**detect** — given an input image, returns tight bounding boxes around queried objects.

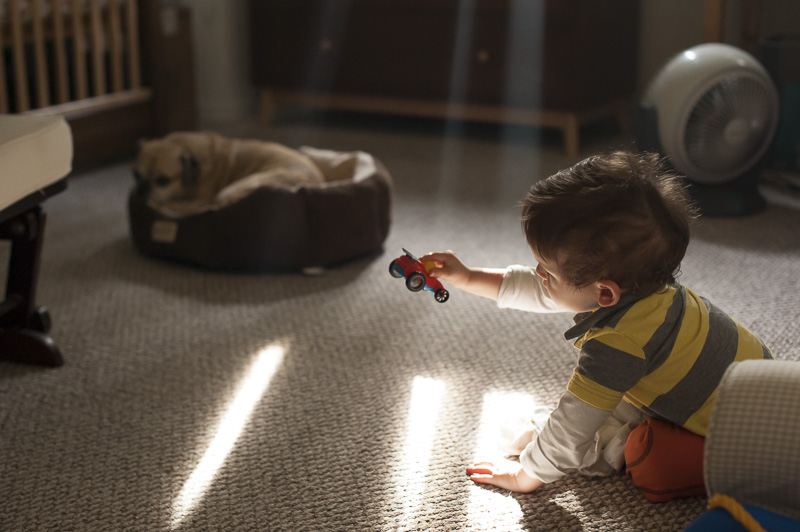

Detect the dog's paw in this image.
[215,182,255,207]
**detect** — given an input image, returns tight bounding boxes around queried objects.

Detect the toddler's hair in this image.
[520,151,699,296]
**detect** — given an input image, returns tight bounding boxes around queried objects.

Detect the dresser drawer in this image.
[252,0,637,111]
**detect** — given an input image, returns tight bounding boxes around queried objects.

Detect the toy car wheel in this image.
[389,261,403,278]
[434,288,449,303]
[405,272,426,292]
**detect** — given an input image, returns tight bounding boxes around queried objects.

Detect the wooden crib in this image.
[0,0,193,165]
[0,0,149,113]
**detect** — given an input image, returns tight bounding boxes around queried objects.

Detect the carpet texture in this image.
[1,114,798,531]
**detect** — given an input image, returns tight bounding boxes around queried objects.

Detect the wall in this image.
[186,0,255,126]
[637,0,704,93]
[187,1,800,127]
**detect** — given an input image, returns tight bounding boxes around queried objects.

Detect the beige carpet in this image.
[1,112,798,531]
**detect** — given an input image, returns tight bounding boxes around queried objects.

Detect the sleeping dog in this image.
[133,131,325,216]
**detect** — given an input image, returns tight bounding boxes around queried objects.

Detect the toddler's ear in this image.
[596,280,621,307]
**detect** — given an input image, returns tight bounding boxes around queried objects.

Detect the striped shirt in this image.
[565,284,773,436]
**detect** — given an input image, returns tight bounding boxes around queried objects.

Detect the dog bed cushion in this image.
[128,146,392,271]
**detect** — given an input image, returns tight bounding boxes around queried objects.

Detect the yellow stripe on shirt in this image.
[625,288,710,408]
[684,390,716,436]
[612,287,675,352]
[568,369,624,411]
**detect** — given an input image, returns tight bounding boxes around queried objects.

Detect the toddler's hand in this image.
[418,251,472,290]
[466,459,544,493]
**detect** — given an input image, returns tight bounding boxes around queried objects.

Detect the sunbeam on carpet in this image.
[387,375,446,529]
[171,343,285,529]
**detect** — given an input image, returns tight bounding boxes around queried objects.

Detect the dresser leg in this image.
[259,90,277,125]
[564,113,580,159]
[616,100,633,135]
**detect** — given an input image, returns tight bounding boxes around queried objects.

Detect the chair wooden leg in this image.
[0,206,62,366]
[0,328,62,366]
[1,207,45,328]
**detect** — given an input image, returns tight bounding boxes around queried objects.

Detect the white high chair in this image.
[0,114,72,366]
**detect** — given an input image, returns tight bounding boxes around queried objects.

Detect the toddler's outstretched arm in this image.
[419,251,505,301]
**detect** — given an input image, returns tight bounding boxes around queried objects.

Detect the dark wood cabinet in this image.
[249,0,640,157]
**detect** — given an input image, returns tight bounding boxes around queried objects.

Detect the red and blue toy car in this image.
[389,248,449,303]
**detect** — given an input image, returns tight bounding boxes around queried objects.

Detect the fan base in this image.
[688,179,766,217]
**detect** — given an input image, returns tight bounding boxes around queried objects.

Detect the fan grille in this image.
[684,74,776,179]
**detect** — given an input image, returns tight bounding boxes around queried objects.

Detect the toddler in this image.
[421,151,773,500]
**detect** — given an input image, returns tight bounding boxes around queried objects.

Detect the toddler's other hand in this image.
[466,459,544,493]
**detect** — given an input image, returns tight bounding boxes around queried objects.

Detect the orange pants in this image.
[624,417,706,502]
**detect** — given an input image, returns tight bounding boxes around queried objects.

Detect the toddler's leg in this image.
[624,418,706,502]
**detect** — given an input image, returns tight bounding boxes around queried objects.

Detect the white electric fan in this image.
[638,43,780,216]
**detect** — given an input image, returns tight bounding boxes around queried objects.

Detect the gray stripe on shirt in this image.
[641,285,686,374]
[577,340,649,393]
[762,343,774,359]
[646,300,739,425]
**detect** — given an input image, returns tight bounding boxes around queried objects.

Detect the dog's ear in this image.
[135,138,151,159]
[180,150,201,188]
[133,140,147,182]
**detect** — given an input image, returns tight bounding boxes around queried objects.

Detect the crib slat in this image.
[88,0,105,96]
[108,0,124,92]
[126,0,141,89]
[0,12,7,113]
[71,0,88,100]
[8,0,29,112]
[30,0,51,108]
[51,0,71,104]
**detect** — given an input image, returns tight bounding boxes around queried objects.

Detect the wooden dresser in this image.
[249,0,640,157]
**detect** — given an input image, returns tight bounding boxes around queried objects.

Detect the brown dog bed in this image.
[128,147,392,271]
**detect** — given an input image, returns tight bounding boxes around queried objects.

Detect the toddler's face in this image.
[531,251,602,313]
